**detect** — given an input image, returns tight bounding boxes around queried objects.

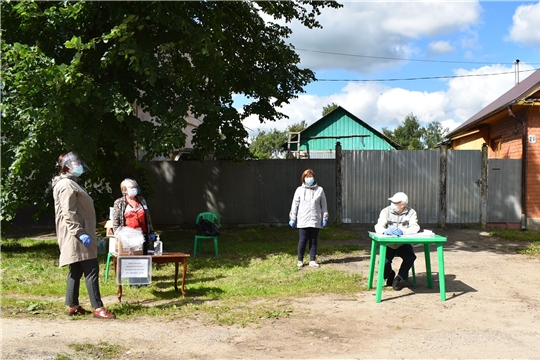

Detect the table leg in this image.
[174,262,179,292]
[424,243,432,288]
[376,244,387,303]
[368,240,377,289]
[437,243,446,301]
[181,259,187,297]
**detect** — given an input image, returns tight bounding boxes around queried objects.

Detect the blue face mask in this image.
[71,165,84,177]
[305,177,315,186]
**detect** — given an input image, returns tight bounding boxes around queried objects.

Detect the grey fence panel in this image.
[389,150,440,224]
[487,159,521,222]
[144,161,259,225]
[446,150,482,223]
[342,150,391,224]
[144,159,335,225]
[257,159,336,224]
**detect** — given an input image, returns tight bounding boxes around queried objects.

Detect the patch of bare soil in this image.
[2,226,540,359]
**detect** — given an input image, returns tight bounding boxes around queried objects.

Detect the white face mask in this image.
[127,188,138,197]
[71,165,84,177]
[305,177,315,186]
[390,203,400,212]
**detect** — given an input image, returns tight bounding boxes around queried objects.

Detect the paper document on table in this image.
[368,231,397,238]
[400,230,435,238]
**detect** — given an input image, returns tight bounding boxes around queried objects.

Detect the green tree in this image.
[383,114,448,150]
[322,103,339,116]
[1,1,341,224]
[249,129,288,159]
[423,121,449,149]
[249,121,307,159]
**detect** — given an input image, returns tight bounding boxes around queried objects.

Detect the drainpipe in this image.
[507,106,528,230]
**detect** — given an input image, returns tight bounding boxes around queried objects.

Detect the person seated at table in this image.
[112,178,155,255]
[374,192,420,291]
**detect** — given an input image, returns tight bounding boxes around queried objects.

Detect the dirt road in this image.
[2,226,540,359]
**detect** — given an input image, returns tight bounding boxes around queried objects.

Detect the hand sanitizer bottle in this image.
[154,235,162,256]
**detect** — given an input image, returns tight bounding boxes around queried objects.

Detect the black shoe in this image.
[385,270,395,287]
[392,276,403,291]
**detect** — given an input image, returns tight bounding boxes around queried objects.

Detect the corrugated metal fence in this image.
[144,149,521,226]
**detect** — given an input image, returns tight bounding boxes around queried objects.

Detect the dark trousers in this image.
[65,258,104,309]
[384,244,417,280]
[298,228,320,261]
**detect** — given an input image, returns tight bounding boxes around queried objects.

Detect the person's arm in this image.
[139,196,154,234]
[374,208,388,234]
[320,188,329,221]
[403,208,420,234]
[112,198,123,233]
[289,188,301,221]
[56,179,85,238]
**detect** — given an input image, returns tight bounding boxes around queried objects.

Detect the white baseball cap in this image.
[389,192,408,204]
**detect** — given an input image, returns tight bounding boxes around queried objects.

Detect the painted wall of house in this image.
[451,128,489,150]
[458,109,540,229]
[298,111,395,152]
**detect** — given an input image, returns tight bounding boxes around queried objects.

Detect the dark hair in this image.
[57,153,69,174]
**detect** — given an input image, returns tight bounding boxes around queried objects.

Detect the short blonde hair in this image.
[120,178,138,193]
[301,169,315,183]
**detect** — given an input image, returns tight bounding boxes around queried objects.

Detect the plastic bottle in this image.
[154,235,162,256]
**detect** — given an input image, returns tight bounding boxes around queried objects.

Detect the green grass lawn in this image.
[1,224,366,325]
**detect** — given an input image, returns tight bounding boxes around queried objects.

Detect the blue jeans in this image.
[298,228,320,262]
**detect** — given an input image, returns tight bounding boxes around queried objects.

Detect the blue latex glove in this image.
[322,220,328,228]
[393,228,403,236]
[79,234,92,247]
[384,228,394,235]
[289,220,296,228]
[149,233,156,241]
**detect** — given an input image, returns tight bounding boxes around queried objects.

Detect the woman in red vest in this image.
[112,178,155,255]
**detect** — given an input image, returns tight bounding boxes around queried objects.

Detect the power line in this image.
[296,48,540,66]
[316,68,539,82]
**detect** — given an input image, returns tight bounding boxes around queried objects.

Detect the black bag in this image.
[196,219,220,236]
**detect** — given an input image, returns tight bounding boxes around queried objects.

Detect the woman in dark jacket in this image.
[112,178,155,254]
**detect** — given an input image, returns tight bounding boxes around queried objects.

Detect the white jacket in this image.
[374,205,420,249]
[289,184,329,229]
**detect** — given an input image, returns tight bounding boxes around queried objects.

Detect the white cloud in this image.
[283,1,481,72]
[242,64,536,137]
[428,41,455,56]
[507,2,540,47]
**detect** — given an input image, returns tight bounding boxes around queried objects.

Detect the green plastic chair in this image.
[194,212,220,258]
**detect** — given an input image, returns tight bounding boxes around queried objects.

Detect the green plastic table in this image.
[367,232,447,303]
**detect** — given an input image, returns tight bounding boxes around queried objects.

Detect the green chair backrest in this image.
[196,211,220,228]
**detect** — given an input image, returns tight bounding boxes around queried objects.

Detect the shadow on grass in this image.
[1,239,60,260]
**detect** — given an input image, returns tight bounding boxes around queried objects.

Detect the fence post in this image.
[335,141,342,225]
[480,143,488,228]
[439,144,447,229]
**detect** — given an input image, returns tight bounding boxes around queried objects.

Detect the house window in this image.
[492,138,502,158]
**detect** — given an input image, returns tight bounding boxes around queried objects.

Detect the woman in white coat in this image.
[289,169,329,268]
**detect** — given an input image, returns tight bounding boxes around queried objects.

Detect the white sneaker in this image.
[309,261,320,268]
[297,261,304,268]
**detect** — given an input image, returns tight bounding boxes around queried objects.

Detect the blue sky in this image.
[239,1,540,137]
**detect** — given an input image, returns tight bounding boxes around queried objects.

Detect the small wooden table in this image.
[367,232,447,303]
[112,252,190,303]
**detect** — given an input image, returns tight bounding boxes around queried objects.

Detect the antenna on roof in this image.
[514,59,520,85]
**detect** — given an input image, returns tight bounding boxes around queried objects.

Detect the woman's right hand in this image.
[289,220,296,228]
